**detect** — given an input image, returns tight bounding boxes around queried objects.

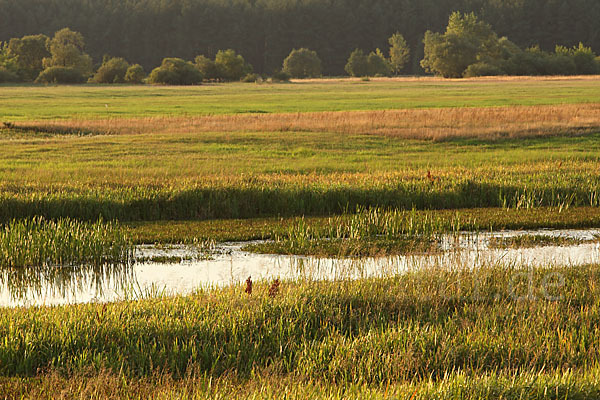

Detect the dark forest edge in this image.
[1,0,599,76]
[1,12,599,85]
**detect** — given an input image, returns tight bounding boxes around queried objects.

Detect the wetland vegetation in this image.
[1,78,600,398]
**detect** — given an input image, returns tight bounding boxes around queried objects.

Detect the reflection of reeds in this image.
[0,217,134,301]
[22,103,600,141]
[0,217,132,267]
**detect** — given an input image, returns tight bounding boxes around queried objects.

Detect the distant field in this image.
[0,76,599,223]
[2,76,600,120]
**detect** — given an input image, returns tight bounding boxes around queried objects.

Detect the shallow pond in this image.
[1,228,599,307]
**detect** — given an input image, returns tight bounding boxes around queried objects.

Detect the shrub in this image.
[214,49,252,81]
[124,64,145,84]
[91,57,129,83]
[463,62,504,77]
[546,54,577,75]
[0,67,19,83]
[242,73,260,82]
[271,70,291,82]
[282,48,322,78]
[35,66,86,83]
[367,49,391,76]
[194,55,219,80]
[147,58,202,85]
[345,49,369,77]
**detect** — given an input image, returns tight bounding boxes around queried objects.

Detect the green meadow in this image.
[2,78,600,120]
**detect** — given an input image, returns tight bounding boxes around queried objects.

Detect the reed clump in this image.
[246,208,466,256]
[0,217,132,268]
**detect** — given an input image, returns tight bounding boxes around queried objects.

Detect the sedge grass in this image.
[1,263,600,383]
[3,368,600,399]
[125,207,600,244]
[0,217,132,268]
[245,208,465,256]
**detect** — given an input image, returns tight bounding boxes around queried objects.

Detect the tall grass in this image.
[0,217,132,267]
[1,263,599,381]
[4,368,600,399]
[246,208,466,256]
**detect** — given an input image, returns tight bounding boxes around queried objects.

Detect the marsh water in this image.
[2,228,599,307]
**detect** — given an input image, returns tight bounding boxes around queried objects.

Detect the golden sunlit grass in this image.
[19,103,600,141]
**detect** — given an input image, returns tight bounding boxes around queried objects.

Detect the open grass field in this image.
[2,77,600,120]
[2,77,600,397]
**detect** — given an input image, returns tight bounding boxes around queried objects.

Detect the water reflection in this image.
[1,228,599,308]
[0,263,134,306]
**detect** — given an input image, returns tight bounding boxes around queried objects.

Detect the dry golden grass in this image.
[19,103,600,141]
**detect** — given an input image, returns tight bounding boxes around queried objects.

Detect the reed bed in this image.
[0,217,132,267]
[4,368,600,399]
[1,263,600,387]
[246,208,466,256]
[20,103,600,141]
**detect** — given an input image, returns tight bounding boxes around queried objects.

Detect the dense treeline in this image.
[0,0,598,75]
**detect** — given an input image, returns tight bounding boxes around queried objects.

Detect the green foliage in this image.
[345,49,369,77]
[0,43,19,83]
[147,58,202,85]
[194,55,219,80]
[463,61,504,77]
[35,66,86,84]
[0,0,599,76]
[124,64,145,84]
[214,49,252,81]
[271,70,291,82]
[0,67,18,83]
[42,28,92,77]
[388,32,410,74]
[422,31,479,78]
[422,12,499,78]
[91,56,129,83]
[6,34,49,81]
[556,43,599,74]
[0,217,131,267]
[241,73,260,83]
[366,49,391,76]
[282,48,322,78]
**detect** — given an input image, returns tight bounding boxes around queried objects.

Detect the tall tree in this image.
[43,28,92,76]
[388,32,410,74]
[7,34,50,81]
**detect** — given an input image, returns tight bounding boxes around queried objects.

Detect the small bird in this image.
[245,276,252,295]
[268,279,280,298]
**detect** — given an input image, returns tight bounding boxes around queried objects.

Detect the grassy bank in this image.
[1,129,599,222]
[1,263,600,397]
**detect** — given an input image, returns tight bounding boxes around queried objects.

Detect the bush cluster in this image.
[1,20,598,84]
[422,12,600,78]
